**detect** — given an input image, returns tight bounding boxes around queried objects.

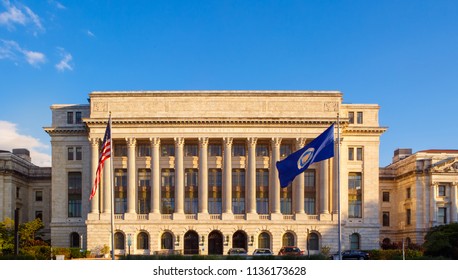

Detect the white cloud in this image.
[87,30,95,37]
[48,0,66,10]
[0,120,51,167]
[0,0,44,33]
[55,48,73,71]
[0,39,46,66]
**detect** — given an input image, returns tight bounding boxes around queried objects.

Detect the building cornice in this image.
[43,127,88,136]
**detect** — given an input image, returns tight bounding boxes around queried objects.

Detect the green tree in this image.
[0,218,45,256]
[423,223,458,259]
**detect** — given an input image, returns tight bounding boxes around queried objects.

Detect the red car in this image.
[278,246,304,256]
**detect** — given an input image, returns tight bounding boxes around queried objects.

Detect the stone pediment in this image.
[431,157,458,173]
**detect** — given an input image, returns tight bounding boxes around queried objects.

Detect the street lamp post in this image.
[127,234,132,256]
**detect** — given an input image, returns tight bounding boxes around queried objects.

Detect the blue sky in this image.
[0,0,457,167]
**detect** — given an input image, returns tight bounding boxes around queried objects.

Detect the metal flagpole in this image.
[337,113,342,260]
[109,112,115,260]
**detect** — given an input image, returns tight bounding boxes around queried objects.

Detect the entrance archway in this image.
[208,230,223,255]
[232,230,247,250]
[184,230,199,255]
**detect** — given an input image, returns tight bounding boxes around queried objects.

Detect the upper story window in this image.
[67,111,82,124]
[232,143,246,156]
[280,143,292,157]
[382,191,390,202]
[208,144,222,156]
[185,143,198,156]
[114,142,127,157]
[161,143,175,157]
[137,143,151,157]
[406,187,411,199]
[68,146,82,160]
[256,143,269,157]
[438,184,446,196]
[348,112,354,124]
[356,112,363,124]
[35,190,43,202]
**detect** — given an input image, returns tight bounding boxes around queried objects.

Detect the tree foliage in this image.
[0,218,45,257]
[423,223,458,259]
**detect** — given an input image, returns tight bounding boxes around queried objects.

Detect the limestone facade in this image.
[380,149,458,245]
[44,91,386,255]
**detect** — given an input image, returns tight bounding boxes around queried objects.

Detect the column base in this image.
[100,213,112,221]
[124,213,137,220]
[87,213,100,221]
[320,213,332,221]
[197,213,210,221]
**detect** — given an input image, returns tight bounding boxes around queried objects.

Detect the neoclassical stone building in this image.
[0,149,51,241]
[44,90,386,255]
[380,149,458,246]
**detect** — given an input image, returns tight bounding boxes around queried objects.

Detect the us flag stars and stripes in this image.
[89,117,111,200]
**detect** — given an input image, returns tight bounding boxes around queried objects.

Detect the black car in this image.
[341,250,369,260]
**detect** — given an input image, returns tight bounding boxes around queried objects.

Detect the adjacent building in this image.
[380,149,458,246]
[44,90,386,255]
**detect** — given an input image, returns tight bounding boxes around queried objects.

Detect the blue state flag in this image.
[276,124,335,188]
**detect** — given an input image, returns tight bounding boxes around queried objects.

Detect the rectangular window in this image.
[75,112,82,124]
[406,187,411,199]
[161,169,175,214]
[382,191,390,202]
[357,112,363,124]
[256,144,269,157]
[304,170,316,214]
[114,169,127,214]
[348,172,362,218]
[232,169,245,214]
[208,144,222,156]
[185,143,198,156]
[114,142,127,157]
[68,147,74,160]
[75,147,82,160]
[438,207,447,224]
[382,212,390,227]
[256,169,269,214]
[356,147,363,161]
[138,169,151,214]
[185,169,198,214]
[137,143,151,157]
[67,112,74,124]
[280,144,292,157]
[68,172,82,217]
[208,169,222,214]
[35,190,43,202]
[281,183,292,214]
[406,209,411,225]
[438,185,446,197]
[232,143,246,156]
[35,211,43,221]
[348,112,354,124]
[348,147,354,161]
[161,143,175,157]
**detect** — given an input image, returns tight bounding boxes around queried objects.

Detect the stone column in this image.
[271,138,281,218]
[246,138,258,219]
[150,138,161,218]
[198,137,209,217]
[294,138,306,220]
[102,151,112,216]
[126,138,137,218]
[332,144,340,215]
[320,160,330,214]
[222,137,233,219]
[430,183,437,226]
[452,182,458,223]
[89,138,100,215]
[174,137,185,218]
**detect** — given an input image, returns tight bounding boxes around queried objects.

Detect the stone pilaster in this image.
[89,138,100,216]
[246,137,258,220]
[222,137,233,219]
[150,138,161,219]
[125,138,137,219]
[198,137,209,219]
[270,137,282,220]
[174,137,185,219]
[294,138,306,220]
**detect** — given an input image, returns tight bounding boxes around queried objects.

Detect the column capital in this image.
[271,137,282,147]
[174,137,185,147]
[150,137,161,147]
[247,137,257,147]
[223,137,233,146]
[90,138,100,147]
[295,137,307,149]
[126,137,136,147]
[199,137,209,147]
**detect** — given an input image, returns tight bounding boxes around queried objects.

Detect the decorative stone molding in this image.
[150,137,160,147]
[174,137,185,147]
[271,137,282,147]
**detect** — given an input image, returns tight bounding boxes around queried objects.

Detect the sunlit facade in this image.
[44,90,386,255]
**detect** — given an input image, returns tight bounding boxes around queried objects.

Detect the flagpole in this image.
[109,112,115,260]
[337,113,342,260]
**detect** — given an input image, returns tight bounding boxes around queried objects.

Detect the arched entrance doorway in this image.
[232,230,247,250]
[208,230,223,255]
[184,230,199,255]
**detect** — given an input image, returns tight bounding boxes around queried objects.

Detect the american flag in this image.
[90,118,111,200]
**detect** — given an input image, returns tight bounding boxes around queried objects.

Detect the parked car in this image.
[278,246,304,256]
[253,248,273,256]
[227,248,247,255]
[330,250,369,260]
